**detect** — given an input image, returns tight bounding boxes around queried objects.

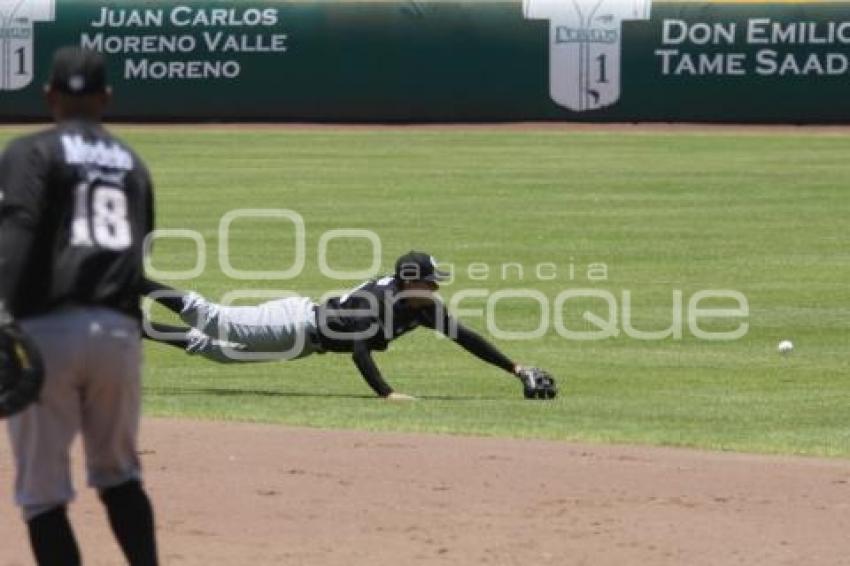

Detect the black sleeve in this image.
[449,319,516,374]
[351,341,394,397]
[419,300,516,374]
[145,182,154,241]
[139,278,186,314]
[137,165,155,295]
[142,162,155,236]
[0,140,48,315]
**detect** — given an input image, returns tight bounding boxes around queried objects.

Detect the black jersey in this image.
[316,275,515,397]
[316,276,448,353]
[0,121,154,319]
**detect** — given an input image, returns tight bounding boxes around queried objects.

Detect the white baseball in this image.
[777,340,794,354]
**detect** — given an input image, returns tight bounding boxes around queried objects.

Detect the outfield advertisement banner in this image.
[1,0,849,122]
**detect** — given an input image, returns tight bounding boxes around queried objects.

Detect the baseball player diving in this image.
[0,48,159,565]
[142,251,557,401]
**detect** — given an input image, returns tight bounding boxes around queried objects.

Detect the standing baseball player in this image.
[0,47,158,565]
[143,251,557,400]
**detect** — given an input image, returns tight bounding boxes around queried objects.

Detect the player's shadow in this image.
[416,395,500,402]
[147,386,493,402]
[148,386,375,400]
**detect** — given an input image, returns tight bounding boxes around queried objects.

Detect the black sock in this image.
[156,293,187,315]
[140,279,187,314]
[27,506,81,566]
[100,480,158,566]
[143,321,193,350]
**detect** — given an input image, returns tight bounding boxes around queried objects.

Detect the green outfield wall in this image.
[1,0,849,122]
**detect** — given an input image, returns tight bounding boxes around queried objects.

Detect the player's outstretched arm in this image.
[442,318,518,375]
[437,318,558,400]
[351,341,411,399]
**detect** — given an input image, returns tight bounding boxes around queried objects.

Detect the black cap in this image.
[394,251,449,283]
[47,47,107,96]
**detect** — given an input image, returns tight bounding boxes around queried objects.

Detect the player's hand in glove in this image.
[0,313,45,419]
[515,366,557,400]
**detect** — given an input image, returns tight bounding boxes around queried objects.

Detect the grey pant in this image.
[181,293,322,363]
[6,308,143,520]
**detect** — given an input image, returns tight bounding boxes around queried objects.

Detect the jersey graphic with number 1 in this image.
[524,0,652,112]
[0,0,55,91]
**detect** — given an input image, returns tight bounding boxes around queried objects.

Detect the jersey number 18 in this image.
[71,182,132,250]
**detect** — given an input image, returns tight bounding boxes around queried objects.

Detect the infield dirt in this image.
[2,418,850,565]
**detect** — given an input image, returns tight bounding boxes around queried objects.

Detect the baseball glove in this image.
[0,323,45,419]
[517,367,557,400]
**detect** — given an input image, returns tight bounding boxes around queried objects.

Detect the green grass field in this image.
[2,125,848,457]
